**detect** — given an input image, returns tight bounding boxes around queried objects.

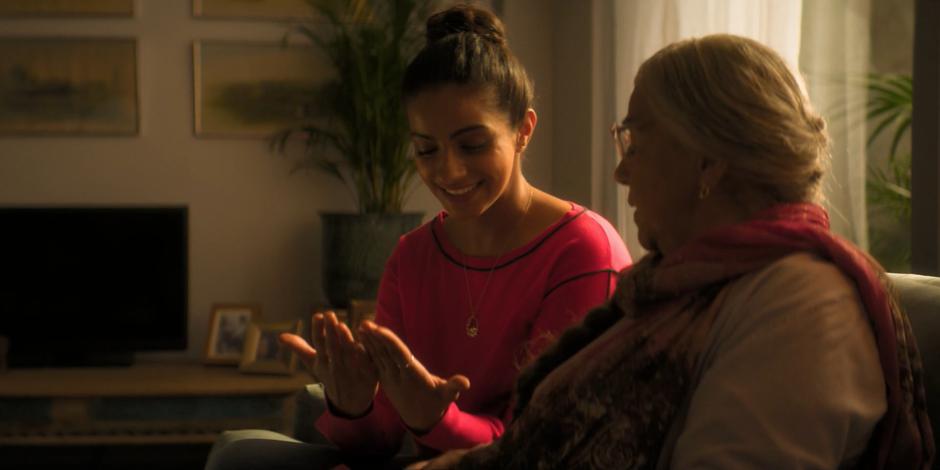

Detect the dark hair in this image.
[402,4,533,127]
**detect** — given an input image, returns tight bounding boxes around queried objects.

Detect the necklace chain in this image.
[461,188,534,338]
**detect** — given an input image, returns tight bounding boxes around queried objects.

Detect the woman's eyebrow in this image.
[410,125,487,141]
[450,125,487,139]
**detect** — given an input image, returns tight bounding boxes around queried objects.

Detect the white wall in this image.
[0,0,556,360]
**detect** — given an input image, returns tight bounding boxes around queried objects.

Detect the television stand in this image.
[0,361,311,445]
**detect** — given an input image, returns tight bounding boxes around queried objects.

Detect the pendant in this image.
[466,315,479,338]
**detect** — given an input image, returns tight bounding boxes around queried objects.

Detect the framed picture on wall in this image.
[239,320,303,375]
[193,0,315,21]
[0,0,134,17]
[0,37,138,135]
[204,304,262,365]
[193,40,330,138]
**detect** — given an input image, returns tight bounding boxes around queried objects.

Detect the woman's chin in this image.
[636,229,656,253]
[436,189,492,218]
[438,199,481,218]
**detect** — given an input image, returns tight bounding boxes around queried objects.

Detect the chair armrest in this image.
[292,382,419,456]
[293,383,330,444]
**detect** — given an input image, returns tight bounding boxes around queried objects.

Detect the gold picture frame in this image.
[193,40,330,138]
[0,37,139,135]
[204,304,262,365]
[193,0,315,21]
[0,0,134,17]
[239,320,303,375]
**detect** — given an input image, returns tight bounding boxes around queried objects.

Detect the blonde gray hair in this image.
[636,34,829,203]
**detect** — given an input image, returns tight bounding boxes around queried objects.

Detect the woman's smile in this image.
[440,181,482,196]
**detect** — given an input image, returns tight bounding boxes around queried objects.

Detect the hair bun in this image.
[426,4,506,46]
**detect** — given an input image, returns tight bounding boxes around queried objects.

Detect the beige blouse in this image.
[655,252,886,469]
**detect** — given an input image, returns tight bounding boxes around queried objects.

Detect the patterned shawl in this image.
[455,203,933,469]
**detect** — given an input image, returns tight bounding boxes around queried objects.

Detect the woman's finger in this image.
[279,333,317,374]
[369,323,414,371]
[357,326,383,371]
[361,325,396,376]
[330,313,357,375]
[336,321,369,370]
[324,313,343,374]
[310,313,329,365]
[278,333,316,361]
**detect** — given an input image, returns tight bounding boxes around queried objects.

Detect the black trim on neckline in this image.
[542,269,619,299]
[432,208,588,271]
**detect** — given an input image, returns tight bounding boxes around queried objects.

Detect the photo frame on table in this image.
[204,304,262,365]
[193,40,329,138]
[0,0,134,17]
[0,37,138,135]
[239,320,303,375]
[192,0,315,21]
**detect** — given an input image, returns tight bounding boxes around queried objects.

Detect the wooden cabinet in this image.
[0,362,311,445]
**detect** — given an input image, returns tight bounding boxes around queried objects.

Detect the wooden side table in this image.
[0,362,312,445]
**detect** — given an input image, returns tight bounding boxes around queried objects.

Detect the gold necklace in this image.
[461,188,534,338]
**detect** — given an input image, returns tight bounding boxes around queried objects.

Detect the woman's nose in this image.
[436,148,467,181]
[614,156,630,186]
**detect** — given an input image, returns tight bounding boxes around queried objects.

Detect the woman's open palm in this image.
[279,312,378,417]
[358,320,471,432]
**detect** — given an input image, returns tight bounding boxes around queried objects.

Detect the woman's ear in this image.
[699,156,728,191]
[516,108,537,152]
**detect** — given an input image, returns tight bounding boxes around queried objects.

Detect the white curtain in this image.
[800,0,871,249]
[600,0,871,258]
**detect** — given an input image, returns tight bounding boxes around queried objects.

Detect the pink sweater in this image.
[316,204,632,456]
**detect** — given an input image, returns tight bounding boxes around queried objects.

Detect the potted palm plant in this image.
[272,0,438,307]
[866,73,912,271]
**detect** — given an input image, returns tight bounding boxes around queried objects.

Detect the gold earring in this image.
[698,184,710,200]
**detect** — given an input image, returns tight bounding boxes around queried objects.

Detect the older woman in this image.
[411,34,933,469]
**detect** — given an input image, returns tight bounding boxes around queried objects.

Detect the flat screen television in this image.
[0,206,188,367]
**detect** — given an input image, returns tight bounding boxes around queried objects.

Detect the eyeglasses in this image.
[610,122,631,161]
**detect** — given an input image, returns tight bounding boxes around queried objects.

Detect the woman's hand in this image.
[359,320,470,432]
[279,312,378,417]
[405,447,476,469]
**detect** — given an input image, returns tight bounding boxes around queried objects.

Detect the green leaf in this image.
[268,0,435,213]
[888,114,912,159]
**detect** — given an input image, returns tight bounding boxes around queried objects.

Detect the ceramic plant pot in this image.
[319,212,423,308]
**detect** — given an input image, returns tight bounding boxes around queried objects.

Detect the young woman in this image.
[204,5,630,469]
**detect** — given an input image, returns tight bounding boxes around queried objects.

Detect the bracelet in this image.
[325,393,373,419]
